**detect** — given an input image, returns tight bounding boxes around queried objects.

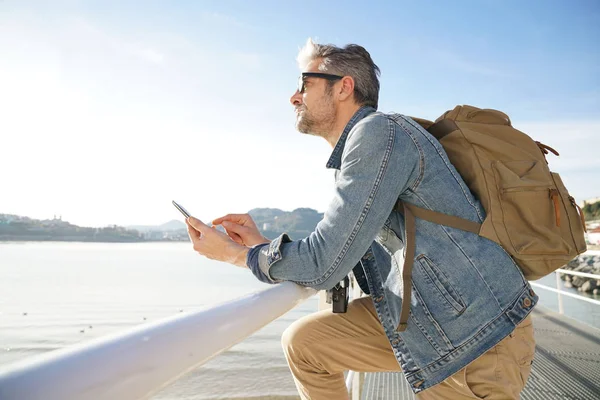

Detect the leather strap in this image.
[535,141,560,156]
[397,202,416,331]
[426,119,458,141]
[569,196,587,233]
[403,203,481,234]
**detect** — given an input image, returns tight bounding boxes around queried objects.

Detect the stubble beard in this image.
[295,99,336,138]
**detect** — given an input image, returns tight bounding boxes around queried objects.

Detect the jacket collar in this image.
[326,106,377,170]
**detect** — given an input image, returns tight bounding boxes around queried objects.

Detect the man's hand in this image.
[186,217,249,268]
[211,213,270,247]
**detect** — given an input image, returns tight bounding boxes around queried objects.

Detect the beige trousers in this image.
[282,296,535,400]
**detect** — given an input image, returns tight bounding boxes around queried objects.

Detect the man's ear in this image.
[338,76,355,102]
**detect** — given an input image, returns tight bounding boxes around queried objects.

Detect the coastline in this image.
[0,236,187,243]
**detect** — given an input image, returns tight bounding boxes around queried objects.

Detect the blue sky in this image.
[1,0,598,227]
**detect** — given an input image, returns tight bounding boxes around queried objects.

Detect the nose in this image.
[290,90,302,107]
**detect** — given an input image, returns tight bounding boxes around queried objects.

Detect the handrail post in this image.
[348,274,363,400]
[352,370,364,400]
[318,290,328,311]
[556,271,564,314]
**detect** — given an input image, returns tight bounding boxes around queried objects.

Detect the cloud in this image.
[514,120,600,201]
[67,17,167,66]
[515,121,599,167]
[137,48,165,65]
[231,51,261,69]
[0,10,277,227]
[401,36,514,79]
[432,49,514,78]
[200,11,254,30]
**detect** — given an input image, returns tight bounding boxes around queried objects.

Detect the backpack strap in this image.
[394,200,482,331]
[403,202,481,234]
[427,119,458,141]
[397,202,416,331]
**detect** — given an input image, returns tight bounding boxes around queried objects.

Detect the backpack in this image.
[393,105,587,331]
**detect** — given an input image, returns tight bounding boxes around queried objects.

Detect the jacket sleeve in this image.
[256,114,421,290]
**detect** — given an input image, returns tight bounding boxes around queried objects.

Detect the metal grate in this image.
[362,371,415,400]
[361,306,600,400]
[521,307,600,400]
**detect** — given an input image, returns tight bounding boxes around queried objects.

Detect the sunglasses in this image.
[298,72,344,93]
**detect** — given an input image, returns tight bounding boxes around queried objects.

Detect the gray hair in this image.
[297,38,380,109]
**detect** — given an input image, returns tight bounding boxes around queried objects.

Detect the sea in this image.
[1,242,599,399]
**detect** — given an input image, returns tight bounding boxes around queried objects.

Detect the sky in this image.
[1,0,599,228]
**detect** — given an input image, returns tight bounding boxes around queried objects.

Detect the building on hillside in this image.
[581,197,600,206]
[0,215,17,224]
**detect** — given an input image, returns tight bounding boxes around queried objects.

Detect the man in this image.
[186,38,537,399]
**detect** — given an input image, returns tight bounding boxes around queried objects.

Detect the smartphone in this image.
[172,200,192,219]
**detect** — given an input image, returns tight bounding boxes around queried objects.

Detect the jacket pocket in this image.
[416,255,466,314]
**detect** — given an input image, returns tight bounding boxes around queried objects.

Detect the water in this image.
[0,241,315,399]
[533,268,600,328]
[1,242,599,399]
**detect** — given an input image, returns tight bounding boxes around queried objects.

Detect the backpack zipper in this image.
[549,189,560,227]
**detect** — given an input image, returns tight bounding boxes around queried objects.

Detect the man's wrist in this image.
[229,244,250,268]
[248,236,270,247]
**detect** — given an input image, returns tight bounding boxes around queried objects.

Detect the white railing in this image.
[4,253,597,400]
[0,282,316,400]
[530,250,600,314]
[347,277,366,400]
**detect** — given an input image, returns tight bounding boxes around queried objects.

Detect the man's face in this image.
[290,60,338,137]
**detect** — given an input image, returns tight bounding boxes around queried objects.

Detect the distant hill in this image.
[0,208,324,242]
[0,214,146,242]
[123,208,323,240]
[126,219,186,233]
[130,208,325,239]
[248,207,324,240]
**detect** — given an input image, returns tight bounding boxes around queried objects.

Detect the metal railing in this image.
[0,282,316,400]
[529,250,600,314]
[2,250,597,400]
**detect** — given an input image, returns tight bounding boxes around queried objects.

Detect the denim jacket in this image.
[248,106,538,393]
